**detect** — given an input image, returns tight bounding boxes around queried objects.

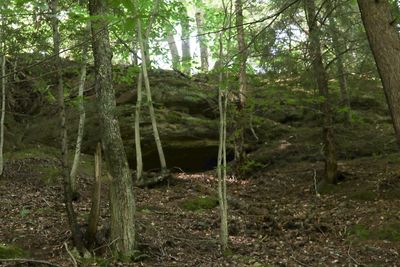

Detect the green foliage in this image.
[239,159,265,176]
[181,195,218,211]
[19,207,30,217]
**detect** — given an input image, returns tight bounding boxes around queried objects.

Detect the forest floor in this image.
[0,147,400,266]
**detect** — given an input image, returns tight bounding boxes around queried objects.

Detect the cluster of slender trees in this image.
[0,0,399,261]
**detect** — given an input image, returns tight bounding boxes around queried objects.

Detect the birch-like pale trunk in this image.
[136,15,167,173]
[70,22,90,192]
[133,0,161,181]
[216,0,233,252]
[181,7,191,74]
[50,0,84,251]
[167,32,181,70]
[234,0,247,173]
[143,0,160,68]
[195,8,209,72]
[135,72,143,181]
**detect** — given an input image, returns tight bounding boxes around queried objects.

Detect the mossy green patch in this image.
[35,165,60,184]
[350,191,377,201]
[5,145,59,161]
[375,223,400,241]
[317,183,339,195]
[348,224,371,240]
[348,223,400,242]
[0,244,29,258]
[181,195,219,211]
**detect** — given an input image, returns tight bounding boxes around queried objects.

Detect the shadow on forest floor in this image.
[0,146,400,266]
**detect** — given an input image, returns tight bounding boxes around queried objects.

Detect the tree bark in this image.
[167,32,181,70]
[181,7,191,74]
[195,8,209,72]
[327,10,351,124]
[217,31,229,253]
[70,22,90,192]
[86,143,102,247]
[136,13,167,173]
[0,53,5,177]
[304,0,338,185]
[89,0,136,256]
[234,0,247,173]
[134,72,143,181]
[50,0,84,251]
[143,0,160,68]
[0,4,4,176]
[357,0,400,145]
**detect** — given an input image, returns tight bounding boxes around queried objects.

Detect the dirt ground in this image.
[0,152,400,266]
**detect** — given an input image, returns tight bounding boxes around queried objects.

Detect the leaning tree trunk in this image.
[217,31,229,253]
[181,7,191,74]
[136,11,167,174]
[89,0,136,256]
[357,0,400,145]
[167,32,181,70]
[70,22,90,192]
[134,72,143,181]
[304,0,338,186]
[50,0,84,251]
[133,0,161,182]
[195,8,209,72]
[234,0,247,174]
[142,0,160,68]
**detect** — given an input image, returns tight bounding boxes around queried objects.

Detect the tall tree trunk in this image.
[136,16,167,173]
[89,0,136,256]
[131,40,138,66]
[357,0,400,145]
[304,0,338,186]
[70,22,90,192]
[167,32,181,70]
[195,8,209,72]
[328,12,351,124]
[0,53,5,177]
[50,0,84,251]
[181,8,191,74]
[86,143,102,247]
[234,0,247,173]
[134,0,162,182]
[134,72,143,181]
[217,31,229,253]
[0,8,5,176]
[143,0,160,68]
